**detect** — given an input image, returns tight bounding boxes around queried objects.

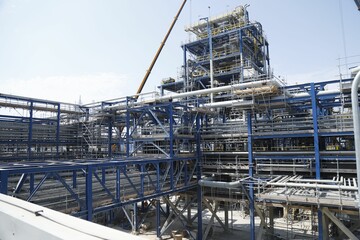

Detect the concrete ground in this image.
[110,209,262,240]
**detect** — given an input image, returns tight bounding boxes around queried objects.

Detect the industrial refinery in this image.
[0,2,360,240]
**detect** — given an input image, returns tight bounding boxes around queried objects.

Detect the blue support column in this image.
[28,101,33,160]
[72,170,77,188]
[166,201,170,217]
[310,82,323,239]
[108,111,113,159]
[311,83,321,179]
[247,112,255,240]
[183,45,187,91]
[155,163,161,239]
[126,98,130,157]
[0,171,8,194]
[169,103,174,189]
[102,168,106,184]
[86,166,93,221]
[156,199,161,238]
[30,173,34,193]
[116,167,120,201]
[196,110,203,240]
[56,103,61,160]
[140,164,145,198]
[239,30,244,82]
[133,203,138,234]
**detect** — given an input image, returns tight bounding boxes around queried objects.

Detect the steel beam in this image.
[0,171,8,195]
[322,207,359,240]
[247,112,255,240]
[86,166,93,221]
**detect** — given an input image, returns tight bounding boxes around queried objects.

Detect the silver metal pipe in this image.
[351,66,360,207]
[289,179,342,184]
[157,79,274,101]
[267,182,357,191]
[198,179,242,189]
[257,164,309,168]
[200,99,254,108]
[108,80,276,110]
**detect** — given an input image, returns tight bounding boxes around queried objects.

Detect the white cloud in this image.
[1,73,133,104]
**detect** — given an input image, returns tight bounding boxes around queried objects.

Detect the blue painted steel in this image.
[166,200,170,217]
[30,173,34,193]
[126,98,130,157]
[108,109,113,159]
[86,166,93,221]
[310,83,321,179]
[72,170,77,188]
[28,101,33,160]
[122,169,141,196]
[53,172,85,208]
[56,103,61,160]
[93,186,195,215]
[133,203,138,233]
[145,167,156,190]
[156,199,161,238]
[116,167,120,201]
[247,112,255,240]
[93,171,116,202]
[140,164,145,198]
[0,171,8,194]
[310,83,323,239]
[183,45,187,90]
[239,30,244,82]
[196,109,202,240]
[169,103,174,189]
[27,173,49,202]
[13,173,28,194]
[102,168,106,184]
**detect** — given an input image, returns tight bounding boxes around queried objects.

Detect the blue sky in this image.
[0,0,359,104]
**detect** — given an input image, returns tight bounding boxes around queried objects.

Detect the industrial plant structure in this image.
[0,5,359,240]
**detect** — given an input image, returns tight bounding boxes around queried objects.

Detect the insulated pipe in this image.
[266,182,357,191]
[256,164,309,168]
[158,79,274,101]
[198,179,242,189]
[109,79,276,110]
[351,66,360,207]
[200,99,254,108]
[289,179,342,184]
[290,90,339,98]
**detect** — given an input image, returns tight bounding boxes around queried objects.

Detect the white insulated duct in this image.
[108,79,276,110]
[198,179,243,189]
[157,79,275,101]
[200,99,254,108]
[266,182,357,191]
[351,65,360,207]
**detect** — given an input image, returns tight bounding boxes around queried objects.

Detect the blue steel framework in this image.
[162,5,357,239]
[0,97,204,239]
[0,79,358,239]
[0,95,80,162]
[0,6,359,240]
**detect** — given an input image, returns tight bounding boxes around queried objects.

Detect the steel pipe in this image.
[289,179,342,184]
[257,164,309,168]
[200,99,254,108]
[198,179,249,189]
[266,182,357,191]
[109,79,277,110]
[351,66,360,207]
